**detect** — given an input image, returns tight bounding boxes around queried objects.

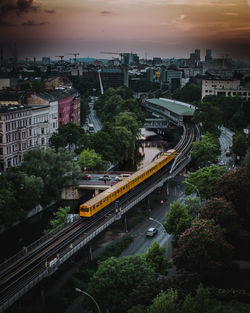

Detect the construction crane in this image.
[100,51,129,87]
[66,53,80,63]
[55,55,64,64]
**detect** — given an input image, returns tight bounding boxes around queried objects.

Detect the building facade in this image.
[202,79,250,101]
[0,105,33,172]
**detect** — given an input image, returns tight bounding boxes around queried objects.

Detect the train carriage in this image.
[80,149,177,217]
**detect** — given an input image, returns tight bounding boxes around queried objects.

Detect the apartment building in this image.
[32,105,51,148]
[27,88,80,127]
[0,105,33,172]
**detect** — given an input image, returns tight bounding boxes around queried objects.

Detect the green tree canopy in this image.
[165,200,192,241]
[22,148,81,204]
[192,132,220,167]
[215,168,250,217]
[148,289,179,313]
[200,197,239,235]
[174,219,234,275]
[44,206,70,233]
[232,132,248,159]
[145,241,171,275]
[184,166,226,199]
[184,197,201,217]
[49,121,85,151]
[192,102,223,137]
[0,168,44,226]
[173,83,202,103]
[181,284,221,313]
[78,148,105,170]
[87,256,156,312]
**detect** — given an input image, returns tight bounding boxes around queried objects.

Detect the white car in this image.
[146,227,158,237]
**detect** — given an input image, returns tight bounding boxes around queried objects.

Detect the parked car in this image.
[82,174,91,180]
[226,150,231,156]
[146,227,158,237]
[98,174,112,181]
[218,160,225,166]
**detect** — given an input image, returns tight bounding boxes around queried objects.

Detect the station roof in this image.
[146,98,195,116]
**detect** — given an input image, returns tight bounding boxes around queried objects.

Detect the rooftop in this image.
[146,98,195,116]
[0,105,31,113]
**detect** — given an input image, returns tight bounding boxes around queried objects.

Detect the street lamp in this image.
[183,181,201,204]
[149,217,166,233]
[75,288,101,313]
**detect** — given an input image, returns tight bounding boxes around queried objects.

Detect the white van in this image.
[115,173,130,181]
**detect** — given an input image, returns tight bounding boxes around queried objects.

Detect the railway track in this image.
[0,122,198,312]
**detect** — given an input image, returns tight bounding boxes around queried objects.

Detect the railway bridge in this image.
[0,121,200,313]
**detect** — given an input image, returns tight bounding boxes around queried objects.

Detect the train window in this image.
[109,195,111,199]
[96,203,99,207]
[123,186,125,190]
[103,198,106,203]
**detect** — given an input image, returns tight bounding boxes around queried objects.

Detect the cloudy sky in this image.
[0,0,250,60]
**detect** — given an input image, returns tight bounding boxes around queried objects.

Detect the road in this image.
[218,126,234,167]
[120,178,187,260]
[87,101,102,133]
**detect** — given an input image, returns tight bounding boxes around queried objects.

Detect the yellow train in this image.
[79,149,177,217]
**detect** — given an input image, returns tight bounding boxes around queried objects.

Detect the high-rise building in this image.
[195,49,200,61]
[205,49,212,61]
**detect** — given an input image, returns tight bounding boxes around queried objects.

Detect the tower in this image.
[205,49,212,61]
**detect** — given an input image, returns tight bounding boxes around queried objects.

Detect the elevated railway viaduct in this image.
[0,99,199,313]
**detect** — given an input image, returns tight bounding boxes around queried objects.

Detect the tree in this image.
[87,256,156,312]
[165,200,192,241]
[181,284,221,313]
[200,197,239,235]
[245,153,250,174]
[191,132,220,167]
[192,102,223,137]
[148,289,179,313]
[0,188,16,226]
[184,166,226,199]
[49,122,85,151]
[22,148,81,205]
[44,206,70,233]
[78,148,105,170]
[184,197,201,217]
[174,219,234,275]
[172,83,202,103]
[145,241,171,275]
[232,132,248,161]
[0,168,44,225]
[215,168,250,217]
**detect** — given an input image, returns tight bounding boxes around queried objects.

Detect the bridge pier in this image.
[123,213,128,233]
[88,244,93,261]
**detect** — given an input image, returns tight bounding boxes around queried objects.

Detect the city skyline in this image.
[0,0,250,61]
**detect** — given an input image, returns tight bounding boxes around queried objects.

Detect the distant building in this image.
[205,49,212,61]
[0,105,33,172]
[0,77,18,90]
[42,57,50,65]
[122,53,139,66]
[202,78,250,101]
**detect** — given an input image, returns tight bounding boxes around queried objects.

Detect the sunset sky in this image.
[0,0,250,60]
